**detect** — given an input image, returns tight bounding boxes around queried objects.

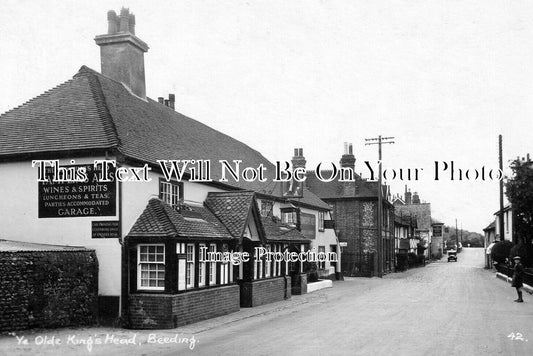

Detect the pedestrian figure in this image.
[511,256,524,303]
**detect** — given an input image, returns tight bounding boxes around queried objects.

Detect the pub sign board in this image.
[92,221,121,239]
[300,212,316,239]
[38,164,117,218]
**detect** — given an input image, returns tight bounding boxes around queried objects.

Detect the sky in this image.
[2,0,533,233]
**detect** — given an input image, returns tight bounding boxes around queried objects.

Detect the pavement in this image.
[495,272,533,294]
[1,248,532,355]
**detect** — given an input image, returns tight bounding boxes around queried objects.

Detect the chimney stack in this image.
[291,148,306,170]
[340,142,356,171]
[159,94,176,110]
[412,192,420,204]
[95,8,149,99]
[405,186,412,205]
[168,94,175,110]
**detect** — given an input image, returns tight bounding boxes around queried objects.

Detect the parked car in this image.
[447,250,457,262]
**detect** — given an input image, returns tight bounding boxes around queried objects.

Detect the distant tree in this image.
[505,158,533,246]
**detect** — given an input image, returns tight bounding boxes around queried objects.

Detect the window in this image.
[318,211,325,231]
[254,248,263,280]
[276,244,282,276]
[265,245,271,277]
[281,210,297,225]
[159,179,183,208]
[260,200,273,217]
[220,244,229,285]
[186,244,195,288]
[209,244,217,285]
[506,211,509,233]
[318,246,326,269]
[138,244,165,290]
[198,244,206,287]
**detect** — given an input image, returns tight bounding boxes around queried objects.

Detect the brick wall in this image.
[328,199,370,275]
[239,276,291,307]
[0,250,98,332]
[327,199,394,277]
[127,285,240,329]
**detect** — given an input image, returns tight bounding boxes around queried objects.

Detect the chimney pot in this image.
[95,8,149,99]
[119,8,130,32]
[107,10,118,34]
[129,14,136,35]
[168,94,175,110]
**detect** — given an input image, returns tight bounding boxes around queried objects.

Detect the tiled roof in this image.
[483,221,496,231]
[0,72,117,155]
[305,171,380,199]
[395,204,432,231]
[204,191,258,238]
[394,214,416,226]
[261,217,310,243]
[261,181,331,210]
[431,218,444,225]
[0,65,333,211]
[127,198,233,239]
[0,66,274,192]
[0,239,90,252]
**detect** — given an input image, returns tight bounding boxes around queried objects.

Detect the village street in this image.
[1,248,531,356]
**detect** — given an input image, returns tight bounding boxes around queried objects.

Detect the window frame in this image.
[198,243,206,287]
[318,245,326,269]
[209,243,217,285]
[137,244,166,291]
[318,211,325,232]
[265,244,271,278]
[159,178,184,208]
[186,243,195,289]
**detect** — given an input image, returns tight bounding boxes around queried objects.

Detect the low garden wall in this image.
[239,276,291,307]
[495,264,533,286]
[0,249,98,332]
[127,285,240,329]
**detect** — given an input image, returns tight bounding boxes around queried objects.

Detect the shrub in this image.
[491,240,514,264]
[304,261,318,282]
[407,252,417,268]
[396,253,408,271]
[415,254,425,265]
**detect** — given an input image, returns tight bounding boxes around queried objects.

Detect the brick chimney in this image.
[340,142,356,171]
[95,8,149,99]
[412,191,420,204]
[291,148,306,170]
[405,186,412,205]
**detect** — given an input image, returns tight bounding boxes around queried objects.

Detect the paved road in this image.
[186,248,532,355]
[1,248,531,355]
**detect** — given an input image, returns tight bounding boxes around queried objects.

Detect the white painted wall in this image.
[0,157,226,297]
[260,198,340,274]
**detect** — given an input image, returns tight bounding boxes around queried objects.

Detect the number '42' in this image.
[507,332,525,341]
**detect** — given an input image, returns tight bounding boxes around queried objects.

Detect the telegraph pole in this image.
[365,135,395,277]
[498,135,504,241]
[455,218,458,249]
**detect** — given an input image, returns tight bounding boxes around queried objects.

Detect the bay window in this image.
[138,244,165,290]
